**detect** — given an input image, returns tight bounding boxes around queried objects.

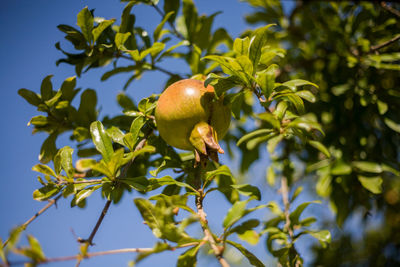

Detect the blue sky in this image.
[0,1,325,267]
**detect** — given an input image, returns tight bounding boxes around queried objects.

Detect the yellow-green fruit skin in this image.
[155,79,231,151]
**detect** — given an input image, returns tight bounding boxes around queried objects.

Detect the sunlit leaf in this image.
[358,175,382,194]
[90,121,114,162]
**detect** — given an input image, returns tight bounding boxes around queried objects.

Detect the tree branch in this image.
[281,177,301,267]
[281,177,293,240]
[194,160,230,267]
[380,1,400,18]
[2,194,63,249]
[82,200,112,246]
[370,34,400,52]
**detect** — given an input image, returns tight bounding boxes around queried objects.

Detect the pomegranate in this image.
[155,79,231,163]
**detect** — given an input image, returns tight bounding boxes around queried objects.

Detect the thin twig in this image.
[2,194,63,248]
[194,161,230,267]
[380,1,400,18]
[85,200,112,246]
[151,3,185,40]
[58,179,103,185]
[10,242,200,266]
[281,177,293,240]
[370,34,400,52]
[281,177,301,267]
[152,65,177,77]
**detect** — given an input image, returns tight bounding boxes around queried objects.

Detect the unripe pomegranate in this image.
[155,79,231,163]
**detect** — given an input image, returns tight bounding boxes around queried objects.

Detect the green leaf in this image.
[223,199,249,228]
[384,118,400,133]
[107,148,125,177]
[158,40,190,59]
[18,89,41,106]
[204,165,232,182]
[296,90,316,103]
[28,115,48,126]
[237,129,274,147]
[202,55,240,77]
[274,101,288,120]
[92,19,115,43]
[115,32,131,49]
[32,164,56,177]
[90,121,114,162]
[231,91,244,119]
[331,161,352,175]
[204,73,240,97]
[120,1,136,33]
[290,201,320,225]
[106,126,125,146]
[40,75,53,101]
[279,79,318,92]
[182,0,198,42]
[249,24,275,68]
[77,7,94,43]
[91,160,114,178]
[238,230,259,245]
[72,127,91,142]
[233,37,250,56]
[258,112,280,130]
[231,184,261,200]
[176,245,200,267]
[26,235,46,261]
[256,64,278,97]
[316,175,332,198]
[120,176,149,191]
[232,55,254,84]
[33,184,61,201]
[226,240,265,267]
[141,42,166,59]
[304,230,331,248]
[377,100,388,115]
[308,140,330,157]
[129,116,145,148]
[381,163,400,176]
[290,186,303,203]
[123,133,136,151]
[259,47,285,65]
[164,0,180,23]
[149,176,197,193]
[352,161,382,173]
[227,219,260,236]
[287,118,324,135]
[266,201,283,215]
[267,134,283,154]
[0,238,6,263]
[55,146,74,178]
[266,166,275,186]
[133,198,192,242]
[45,90,62,107]
[75,185,101,204]
[117,92,136,111]
[358,175,382,194]
[154,11,175,42]
[39,134,57,164]
[75,158,96,172]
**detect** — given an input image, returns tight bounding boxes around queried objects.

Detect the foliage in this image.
[3,1,400,267]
